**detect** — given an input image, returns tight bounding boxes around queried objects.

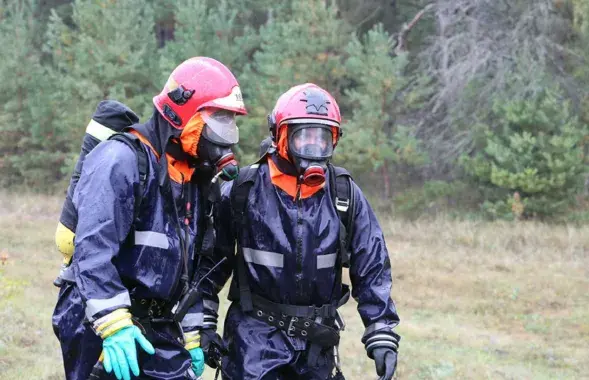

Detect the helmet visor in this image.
[201,108,239,145]
[288,125,333,159]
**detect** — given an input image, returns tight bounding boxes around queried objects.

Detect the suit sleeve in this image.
[348,182,401,356]
[72,140,139,322]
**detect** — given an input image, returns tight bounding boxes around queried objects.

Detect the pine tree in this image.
[0,0,64,188]
[236,0,351,163]
[462,88,589,219]
[160,0,259,84]
[336,24,427,198]
[36,0,159,187]
[44,0,159,135]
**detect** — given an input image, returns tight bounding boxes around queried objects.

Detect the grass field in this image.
[1,191,588,379]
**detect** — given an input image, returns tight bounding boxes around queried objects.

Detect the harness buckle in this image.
[287,316,298,337]
[335,197,349,212]
[316,304,335,319]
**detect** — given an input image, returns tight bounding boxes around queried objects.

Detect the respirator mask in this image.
[287,124,333,186]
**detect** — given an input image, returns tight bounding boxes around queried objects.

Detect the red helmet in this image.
[268,83,341,143]
[153,57,247,129]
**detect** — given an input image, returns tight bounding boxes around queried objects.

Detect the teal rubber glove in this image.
[103,325,155,380]
[188,347,205,377]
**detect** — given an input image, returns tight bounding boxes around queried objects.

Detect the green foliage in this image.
[337,25,426,167]
[44,0,160,122]
[3,0,160,188]
[0,0,65,188]
[462,88,589,219]
[335,25,427,195]
[237,0,351,163]
[2,0,589,221]
[160,0,259,79]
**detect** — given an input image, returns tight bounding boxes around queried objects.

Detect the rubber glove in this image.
[373,348,397,380]
[93,308,155,380]
[199,328,227,368]
[188,347,205,376]
[184,331,205,377]
[102,325,155,380]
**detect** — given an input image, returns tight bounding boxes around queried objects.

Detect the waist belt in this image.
[251,285,350,319]
[247,285,350,349]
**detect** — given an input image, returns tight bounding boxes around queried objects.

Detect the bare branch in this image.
[394,3,435,54]
[405,0,582,175]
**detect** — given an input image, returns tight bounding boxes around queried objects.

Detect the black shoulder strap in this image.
[230,156,267,229]
[328,165,356,269]
[199,179,221,257]
[108,132,149,221]
[229,158,265,312]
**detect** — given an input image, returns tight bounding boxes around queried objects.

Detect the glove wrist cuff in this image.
[363,330,400,358]
[184,330,201,350]
[185,341,200,350]
[92,308,133,339]
[202,313,218,330]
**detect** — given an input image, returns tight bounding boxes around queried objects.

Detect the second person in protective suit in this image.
[51,57,247,380]
[195,83,401,380]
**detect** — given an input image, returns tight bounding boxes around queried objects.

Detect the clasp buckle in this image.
[287,316,298,337]
[335,197,349,212]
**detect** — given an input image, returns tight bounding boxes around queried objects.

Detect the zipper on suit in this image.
[295,183,303,296]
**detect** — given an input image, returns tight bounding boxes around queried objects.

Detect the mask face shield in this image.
[286,124,335,187]
[200,108,239,146]
[287,124,333,160]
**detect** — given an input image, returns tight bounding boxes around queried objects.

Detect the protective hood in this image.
[131,108,199,184]
[131,108,175,158]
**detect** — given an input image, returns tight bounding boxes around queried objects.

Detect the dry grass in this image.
[0,191,588,379]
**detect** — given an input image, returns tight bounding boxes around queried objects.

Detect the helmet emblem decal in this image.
[300,89,330,116]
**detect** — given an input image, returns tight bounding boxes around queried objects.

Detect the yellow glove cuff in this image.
[99,318,133,339]
[184,330,200,350]
[185,341,200,350]
[184,330,200,343]
[93,308,134,339]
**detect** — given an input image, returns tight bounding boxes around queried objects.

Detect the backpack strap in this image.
[229,159,265,312]
[328,165,356,269]
[107,132,149,223]
[199,179,221,257]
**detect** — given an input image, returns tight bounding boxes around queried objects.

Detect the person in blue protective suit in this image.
[194,83,401,380]
[51,57,248,380]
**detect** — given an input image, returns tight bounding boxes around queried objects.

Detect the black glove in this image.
[199,328,227,369]
[373,348,397,380]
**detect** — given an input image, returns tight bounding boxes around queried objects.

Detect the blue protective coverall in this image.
[52,115,207,380]
[195,156,400,379]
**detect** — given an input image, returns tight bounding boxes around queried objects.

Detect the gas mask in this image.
[287,124,333,186]
[175,108,240,181]
[198,109,240,181]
